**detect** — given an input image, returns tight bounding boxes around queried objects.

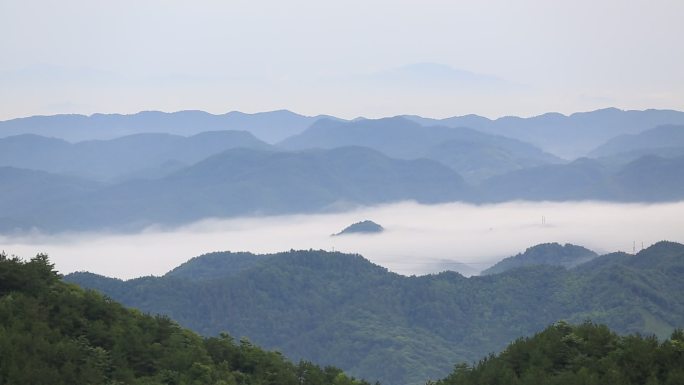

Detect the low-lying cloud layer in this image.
[2,200,683,279]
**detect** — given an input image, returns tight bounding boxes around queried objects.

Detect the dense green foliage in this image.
[481,243,597,275]
[434,321,684,385]
[67,242,684,385]
[0,252,371,385]
[165,252,270,281]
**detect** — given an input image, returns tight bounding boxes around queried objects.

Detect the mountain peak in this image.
[481,242,598,275]
[333,220,384,236]
[638,240,684,256]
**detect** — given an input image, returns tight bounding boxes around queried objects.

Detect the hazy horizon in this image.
[2,105,681,123]
[2,0,683,120]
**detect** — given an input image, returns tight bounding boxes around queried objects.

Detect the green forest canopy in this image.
[2,251,684,384]
[0,252,371,385]
[65,242,684,385]
[433,321,684,385]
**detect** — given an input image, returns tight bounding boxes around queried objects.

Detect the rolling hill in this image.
[0,252,369,385]
[65,241,684,385]
[480,243,598,275]
[434,321,684,385]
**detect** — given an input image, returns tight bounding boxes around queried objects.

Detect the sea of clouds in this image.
[2,200,683,279]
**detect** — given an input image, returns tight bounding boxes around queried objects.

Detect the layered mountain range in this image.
[1,108,683,233]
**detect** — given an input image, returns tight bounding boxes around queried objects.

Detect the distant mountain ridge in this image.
[0,131,271,181]
[589,124,684,157]
[478,154,684,202]
[65,241,684,385]
[4,108,684,159]
[280,116,561,182]
[8,146,468,232]
[1,108,684,233]
[2,148,683,233]
[0,109,342,143]
[406,108,684,158]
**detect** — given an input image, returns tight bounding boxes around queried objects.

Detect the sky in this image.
[1,0,683,120]
[3,201,683,279]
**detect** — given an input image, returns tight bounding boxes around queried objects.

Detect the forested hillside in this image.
[66,241,684,385]
[434,321,684,385]
[0,252,370,385]
[480,243,597,275]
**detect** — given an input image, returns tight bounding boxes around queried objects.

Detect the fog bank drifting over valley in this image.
[2,200,683,279]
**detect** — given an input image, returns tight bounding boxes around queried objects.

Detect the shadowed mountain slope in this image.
[11,146,468,232]
[407,108,684,158]
[590,124,684,157]
[0,167,102,232]
[280,116,560,182]
[0,131,271,181]
[478,154,684,202]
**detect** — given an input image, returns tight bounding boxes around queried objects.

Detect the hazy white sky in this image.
[1,0,683,119]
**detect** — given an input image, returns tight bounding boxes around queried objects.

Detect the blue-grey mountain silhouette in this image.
[0,109,341,143]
